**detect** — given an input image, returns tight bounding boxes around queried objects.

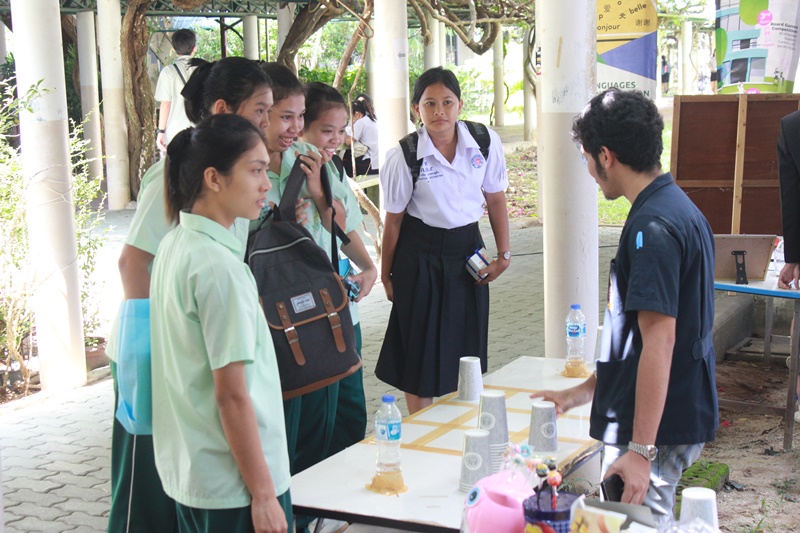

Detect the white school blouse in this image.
[381,121,508,229]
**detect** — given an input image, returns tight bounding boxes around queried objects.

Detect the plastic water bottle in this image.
[565,304,586,365]
[375,394,402,473]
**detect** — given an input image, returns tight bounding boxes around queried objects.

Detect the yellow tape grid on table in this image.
[367,387,592,459]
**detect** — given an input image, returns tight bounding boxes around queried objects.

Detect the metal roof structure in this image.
[0,0,311,17]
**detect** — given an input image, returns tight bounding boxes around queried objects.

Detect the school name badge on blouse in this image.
[466,247,490,281]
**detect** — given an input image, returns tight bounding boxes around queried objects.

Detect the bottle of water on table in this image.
[375,394,402,473]
[565,304,586,367]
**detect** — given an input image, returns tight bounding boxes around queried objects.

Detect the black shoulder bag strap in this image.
[173,63,187,85]
[463,120,491,159]
[399,131,422,187]
[276,157,350,267]
[400,122,491,189]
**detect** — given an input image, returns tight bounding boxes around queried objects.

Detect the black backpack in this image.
[246,158,360,399]
[399,120,491,186]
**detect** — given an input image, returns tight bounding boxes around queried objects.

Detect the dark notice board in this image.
[670,94,800,235]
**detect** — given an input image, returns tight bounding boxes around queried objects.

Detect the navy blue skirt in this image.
[376,215,489,397]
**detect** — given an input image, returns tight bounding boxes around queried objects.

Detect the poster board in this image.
[671,93,800,235]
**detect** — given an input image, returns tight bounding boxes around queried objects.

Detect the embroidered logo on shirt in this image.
[471,153,485,168]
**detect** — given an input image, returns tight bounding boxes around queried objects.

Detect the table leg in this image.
[764,297,774,367]
[783,300,800,450]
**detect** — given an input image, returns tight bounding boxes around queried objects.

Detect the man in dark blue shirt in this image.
[533,89,718,518]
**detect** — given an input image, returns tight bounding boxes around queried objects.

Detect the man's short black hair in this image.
[571,89,664,173]
[171,29,196,56]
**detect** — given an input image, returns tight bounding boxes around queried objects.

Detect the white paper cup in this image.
[457,356,484,401]
[460,429,492,491]
[478,390,509,446]
[529,400,558,452]
[680,487,719,530]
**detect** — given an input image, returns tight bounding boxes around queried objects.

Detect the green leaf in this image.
[715,28,728,65]
[739,0,769,26]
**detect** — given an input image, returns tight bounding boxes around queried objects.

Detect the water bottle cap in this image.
[382,394,395,403]
[571,304,581,310]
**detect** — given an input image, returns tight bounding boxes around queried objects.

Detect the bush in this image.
[0,79,107,399]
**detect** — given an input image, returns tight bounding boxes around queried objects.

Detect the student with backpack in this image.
[256,64,366,533]
[155,29,197,153]
[376,67,511,415]
[108,57,273,533]
[299,81,377,455]
[151,113,291,533]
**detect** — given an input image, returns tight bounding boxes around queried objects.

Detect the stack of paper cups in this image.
[680,487,719,531]
[528,400,558,453]
[478,390,509,473]
[459,429,491,492]
[457,356,483,401]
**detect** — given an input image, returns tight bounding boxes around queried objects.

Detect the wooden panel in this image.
[740,187,781,234]
[682,188,733,235]
[673,99,738,183]
[673,94,800,235]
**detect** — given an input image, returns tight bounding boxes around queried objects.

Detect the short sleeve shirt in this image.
[352,116,380,168]
[591,173,718,446]
[150,211,290,508]
[106,160,248,362]
[381,121,508,229]
[154,56,195,144]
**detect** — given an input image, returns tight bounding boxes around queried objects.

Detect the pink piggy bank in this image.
[462,470,534,533]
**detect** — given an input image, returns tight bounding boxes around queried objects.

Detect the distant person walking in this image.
[661,55,671,95]
[343,94,380,177]
[155,29,197,153]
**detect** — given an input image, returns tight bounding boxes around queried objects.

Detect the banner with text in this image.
[597,0,658,99]
[715,0,800,94]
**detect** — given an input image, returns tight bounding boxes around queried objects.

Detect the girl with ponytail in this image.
[107,57,273,532]
[151,114,291,533]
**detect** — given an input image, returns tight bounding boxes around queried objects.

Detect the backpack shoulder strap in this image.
[463,120,491,159]
[275,158,306,222]
[330,154,345,183]
[399,131,422,187]
[173,63,187,85]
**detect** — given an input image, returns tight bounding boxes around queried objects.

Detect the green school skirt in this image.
[175,491,292,532]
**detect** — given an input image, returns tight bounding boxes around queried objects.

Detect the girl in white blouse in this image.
[376,67,511,414]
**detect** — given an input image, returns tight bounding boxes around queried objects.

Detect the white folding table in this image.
[291,357,601,532]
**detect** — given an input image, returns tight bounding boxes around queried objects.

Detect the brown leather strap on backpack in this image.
[319,288,346,352]
[276,302,305,365]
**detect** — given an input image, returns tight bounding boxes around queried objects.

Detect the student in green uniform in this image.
[255,63,367,533]
[299,82,378,457]
[107,57,273,533]
[151,113,291,533]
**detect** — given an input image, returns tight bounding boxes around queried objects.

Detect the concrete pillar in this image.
[0,23,7,62]
[373,0,410,214]
[277,2,295,55]
[263,18,270,61]
[76,11,104,186]
[439,21,447,66]
[492,31,505,127]
[523,31,536,142]
[681,20,693,94]
[365,39,376,100]
[243,14,259,60]
[96,0,130,208]
[539,1,598,360]
[11,0,87,391]
[424,12,439,70]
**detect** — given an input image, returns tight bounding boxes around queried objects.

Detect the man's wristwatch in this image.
[628,441,658,462]
[500,250,511,261]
